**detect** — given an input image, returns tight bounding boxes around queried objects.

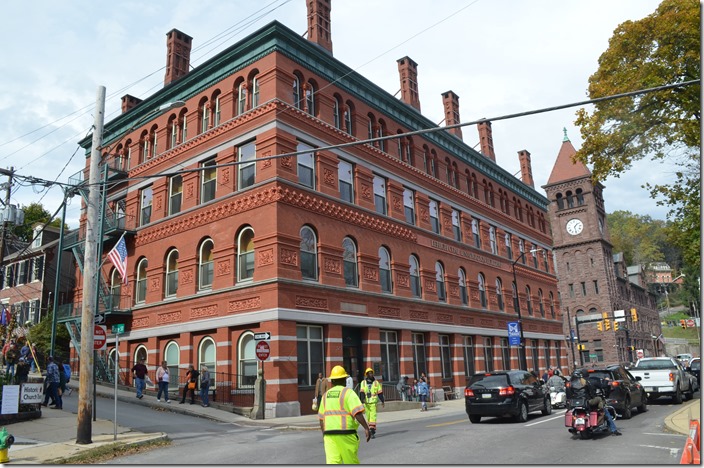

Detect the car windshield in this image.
[469,374,509,387]
[636,360,676,370]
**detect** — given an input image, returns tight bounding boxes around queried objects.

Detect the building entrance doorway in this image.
[342,327,364,389]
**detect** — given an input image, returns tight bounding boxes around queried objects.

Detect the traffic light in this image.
[604,319,611,331]
[630,308,638,322]
[597,322,603,331]
[680,319,686,329]
[613,321,619,331]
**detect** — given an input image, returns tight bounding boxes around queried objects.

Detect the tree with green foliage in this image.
[27,307,70,363]
[574,0,700,271]
[12,202,62,243]
[606,210,668,266]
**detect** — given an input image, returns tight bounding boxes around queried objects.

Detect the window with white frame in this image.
[505,233,513,259]
[338,159,354,203]
[201,102,210,133]
[531,246,538,268]
[344,106,353,135]
[342,237,358,287]
[238,141,256,190]
[379,330,399,382]
[165,341,180,391]
[165,249,179,297]
[452,209,461,241]
[237,82,247,115]
[297,325,324,386]
[333,96,341,129]
[496,277,504,311]
[403,188,415,225]
[300,226,318,280]
[292,76,302,109]
[458,268,468,305]
[409,255,421,298]
[489,226,497,254]
[305,81,315,115]
[201,159,217,203]
[199,239,214,290]
[519,239,526,264]
[213,95,221,127]
[135,258,148,304]
[198,337,216,388]
[472,218,481,248]
[237,228,255,282]
[412,333,427,379]
[251,76,259,107]
[297,142,315,189]
[32,229,42,248]
[429,199,440,234]
[526,286,533,315]
[373,175,387,215]
[378,246,392,293]
[32,256,44,282]
[549,292,555,318]
[440,335,452,379]
[436,261,446,302]
[110,268,122,309]
[140,187,153,226]
[169,175,183,215]
[239,332,257,387]
[538,289,545,317]
[478,273,487,308]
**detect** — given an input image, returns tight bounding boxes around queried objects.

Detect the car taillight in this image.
[498,386,515,396]
[611,381,620,387]
[669,372,675,382]
[465,388,475,397]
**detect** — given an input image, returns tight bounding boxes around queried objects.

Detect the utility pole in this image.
[0,167,15,275]
[77,85,105,445]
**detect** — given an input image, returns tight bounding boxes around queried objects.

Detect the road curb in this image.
[663,399,699,435]
[42,432,169,464]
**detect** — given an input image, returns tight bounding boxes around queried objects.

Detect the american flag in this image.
[657,333,666,346]
[108,235,128,284]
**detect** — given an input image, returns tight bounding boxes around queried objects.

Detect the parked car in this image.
[464,370,552,424]
[686,358,700,386]
[677,353,693,366]
[569,365,647,419]
[629,356,693,403]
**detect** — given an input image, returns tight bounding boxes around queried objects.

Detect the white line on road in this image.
[638,445,681,456]
[525,415,564,426]
[642,432,687,437]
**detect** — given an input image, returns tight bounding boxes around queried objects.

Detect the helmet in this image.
[365,368,374,375]
[329,365,349,380]
[572,369,584,379]
[553,368,561,376]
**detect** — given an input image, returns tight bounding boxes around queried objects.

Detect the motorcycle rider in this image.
[547,368,567,407]
[567,370,621,436]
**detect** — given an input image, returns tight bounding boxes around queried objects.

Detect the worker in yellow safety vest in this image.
[359,367,385,438]
[318,365,371,464]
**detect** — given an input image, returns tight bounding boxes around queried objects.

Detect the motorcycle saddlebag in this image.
[589,411,598,426]
[564,410,574,427]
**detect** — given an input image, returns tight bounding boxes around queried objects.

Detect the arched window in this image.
[292,74,302,109]
[566,191,574,208]
[135,258,148,304]
[344,101,354,135]
[165,249,179,297]
[519,239,526,264]
[496,278,504,311]
[478,273,487,308]
[379,247,392,293]
[212,93,221,127]
[165,341,180,391]
[409,255,421,298]
[200,99,210,134]
[199,239,214,290]
[458,268,468,305]
[305,81,315,115]
[512,281,519,313]
[198,337,216,389]
[505,233,513,259]
[342,237,358,287]
[333,95,342,129]
[108,348,118,380]
[300,226,318,280]
[549,292,555,318]
[538,289,545,317]
[526,286,533,315]
[237,81,247,115]
[251,75,260,107]
[110,268,122,310]
[237,227,255,282]
[133,345,147,366]
[238,332,257,387]
[576,188,584,205]
[436,262,446,302]
[556,193,564,210]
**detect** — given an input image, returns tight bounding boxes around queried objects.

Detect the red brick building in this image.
[64,1,564,417]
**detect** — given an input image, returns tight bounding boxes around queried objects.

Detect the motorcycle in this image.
[550,386,567,408]
[564,394,617,439]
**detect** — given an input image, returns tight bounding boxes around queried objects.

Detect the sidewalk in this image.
[4,382,699,464]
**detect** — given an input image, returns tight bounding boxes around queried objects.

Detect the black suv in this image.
[570,365,647,419]
[464,370,551,423]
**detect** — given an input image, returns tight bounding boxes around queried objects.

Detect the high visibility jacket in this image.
[360,379,383,404]
[318,386,365,435]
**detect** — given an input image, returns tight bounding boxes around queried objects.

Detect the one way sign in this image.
[254,332,271,341]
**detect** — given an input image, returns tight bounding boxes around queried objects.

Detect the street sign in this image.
[94,314,105,324]
[255,340,271,361]
[112,323,125,334]
[94,324,107,351]
[254,332,271,341]
[507,322,521,346]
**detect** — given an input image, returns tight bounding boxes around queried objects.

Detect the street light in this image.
[511,248,542,371]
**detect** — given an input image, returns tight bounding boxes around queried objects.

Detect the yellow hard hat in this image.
[365,367,374,375]
[329,365,349,380]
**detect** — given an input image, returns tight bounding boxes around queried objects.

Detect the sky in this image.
[0,0,671,229]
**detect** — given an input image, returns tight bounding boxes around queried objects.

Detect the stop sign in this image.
[636,349,644,359]
[255,341,270,361]
[94,324,107,351]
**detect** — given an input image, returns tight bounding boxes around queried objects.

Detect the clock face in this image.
[566,218,584,235]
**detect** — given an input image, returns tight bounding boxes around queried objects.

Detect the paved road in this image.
[55,392,694,464]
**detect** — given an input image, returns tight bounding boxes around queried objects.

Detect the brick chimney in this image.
[307,0,333,54]
[121,94,143,114]
[442,91,462,140]
[397,56,421,111]
[518,150,535,187]
[477,121,496,161]
[164,29,193,86]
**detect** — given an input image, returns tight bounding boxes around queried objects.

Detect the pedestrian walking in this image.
[200,365,211,407]
[15,357,30,384]
[418,377,429,411]
[396,376,408,401]
[180,364,199,404]
[131,358,148,399]
[41,356,61,409]
[4,342,18,380]
[318,365,371,464]
[156,361,171,403]
[359,367,384,438]
[314,372,329,410]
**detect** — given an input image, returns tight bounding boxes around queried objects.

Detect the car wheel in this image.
[468,414,481,424]
[673,387,683,404]
[515,401,529,423]
[621,398,632,420]
[542,397,552,415]
[637,395,647,413]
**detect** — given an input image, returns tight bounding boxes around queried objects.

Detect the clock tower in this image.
[543,130,659,366]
